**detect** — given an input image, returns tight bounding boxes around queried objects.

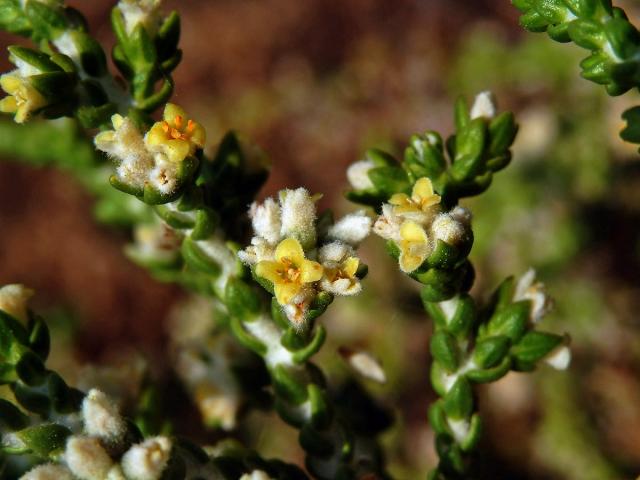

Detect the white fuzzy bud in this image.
[19,464,74,480]
[450,206,472,225]
[346,159,376,190]
[82,389,126,444]
[326,211,372,246]
[121,436,172,480]
[279,188,317,249]
[339,348,386,383]
[431,213,468,246]
[65,436,114,480]
[249,198,282,245]
[544,345,571,370]
[240,471,274,480]
[470,91,497,120]
[318,241,353,264]
[0,284,33,324]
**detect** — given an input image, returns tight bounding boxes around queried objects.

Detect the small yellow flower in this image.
[398,221,430,273]
[145,103,206,163]
[0,73,47,123]
[255,238,323,305]
[321,256,361,295]
[389,177,441,218]
[325,257,359,282]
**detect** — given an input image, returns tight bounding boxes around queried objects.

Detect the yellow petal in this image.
[275,238,304,264]
[163,103,187,124]
[412,177,434,199]
[400,221,428,243]
[299,259,323,283]
[145,122,167,146]
[399,251,424,273]
[0,96,17,113]
[274,282,300,305]
[0,74,21,95]
[342,257,359,278]
[111,114,124,129]
[190,123,206,148]
[94,131,115,147]
[163,139,191,163]
[389,193,409,206]
[255,261,283,284]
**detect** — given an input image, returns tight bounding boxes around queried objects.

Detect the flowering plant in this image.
[0,0,637,479]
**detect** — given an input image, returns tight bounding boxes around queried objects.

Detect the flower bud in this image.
[121,436,172,480]
[470,91,497,120]
[279,188,317,250]
[82,389,126,444]
[249,197,281,245]
[65,436,114,480]
[19,464,74,480]
[327,211,372,246]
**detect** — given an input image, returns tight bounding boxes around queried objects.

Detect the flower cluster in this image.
[0,51,53,123]
[95,103,204,201]
[19,390,172,480]
[239,188,372,325]
[372,177,472,273]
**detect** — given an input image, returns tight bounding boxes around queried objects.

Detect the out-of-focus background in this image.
[1,1,640,478]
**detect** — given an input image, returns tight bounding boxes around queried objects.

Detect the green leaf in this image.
[225,278,262,319]
[485,301,529,342]
[430,331,460,373]
[451,119,487,181]
[15,351,47,386]
[511,331,563,365]
[473,335,511,368]
[367,166,410,195]
[17,423,71,457]
[488,111,517,158]
[443,377,474,420]
[0,398,29,430]
[8,46,61,73]
[24,1,67,39]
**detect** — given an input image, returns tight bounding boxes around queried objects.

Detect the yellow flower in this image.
[145,103,206,163]
[389,177,441,218]
[255,238,323,305]
[322,257,361,295]
[398,221,430,273]
[0,73,47,123]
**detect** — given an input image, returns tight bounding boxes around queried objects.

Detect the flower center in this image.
[280,258,301,282]
[161,114,196,141]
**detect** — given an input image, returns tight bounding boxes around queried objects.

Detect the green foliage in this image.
[348,98,518,210]
[513,0,640,150]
